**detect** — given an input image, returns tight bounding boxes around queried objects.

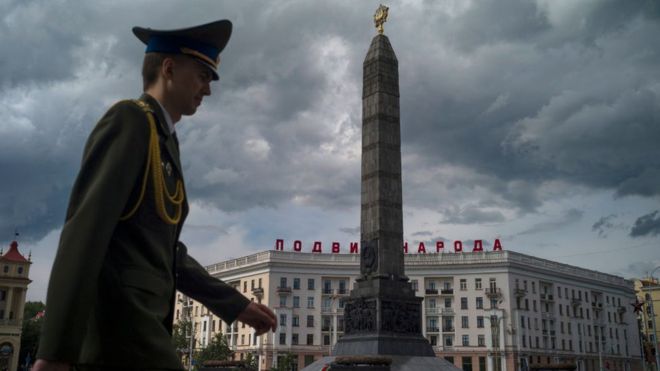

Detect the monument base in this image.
[333,332,434,357]
[302,355,461,371]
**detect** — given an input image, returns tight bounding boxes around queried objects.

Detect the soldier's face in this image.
[168,56,213,116]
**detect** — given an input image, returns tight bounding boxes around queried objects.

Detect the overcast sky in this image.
[2,0,659,302]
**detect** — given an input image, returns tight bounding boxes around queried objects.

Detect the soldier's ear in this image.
[161,57,176,81]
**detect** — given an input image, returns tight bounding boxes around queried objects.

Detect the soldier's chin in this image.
[183,106,198,116]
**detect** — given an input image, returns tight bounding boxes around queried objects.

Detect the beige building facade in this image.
[634,277,660,368]
[174,250,643,371]
[0,241,32,371]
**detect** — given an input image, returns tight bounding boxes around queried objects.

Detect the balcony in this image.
[592,302,603,311]
[441,288,454,295]
[571,297,582,306]
[617,306,626,314]
[322,288,333,295]
[251,287,264,297]
[442,326,455,333]
[277,286,292,294]
[542,312,555,320]
[425,288,439,295]
[514,288,527,297]
[426,327,440,333]
[426,308,441,315]
[338,288,348,295]
[441,308,455,316]
[485,287,502,298]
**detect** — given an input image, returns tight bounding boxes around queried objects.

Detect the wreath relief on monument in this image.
[360,239,378,275]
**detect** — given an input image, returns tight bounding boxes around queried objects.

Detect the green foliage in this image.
[271,352,296,371]
[244,352,259,370]
[194,332,233,364]
[19,301,46,366]
[172,317,192,355]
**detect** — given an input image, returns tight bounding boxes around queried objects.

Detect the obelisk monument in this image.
[304,5,460,370]
[332,5,432,356]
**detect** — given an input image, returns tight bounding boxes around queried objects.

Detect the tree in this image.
[195,333,233,364]
[244,352,259,370]
[271,352,296,371]
[20,301,46,368]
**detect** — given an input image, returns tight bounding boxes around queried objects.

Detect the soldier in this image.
[33,20,276,370]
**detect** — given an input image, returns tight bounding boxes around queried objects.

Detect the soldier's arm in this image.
[37,102,150,362]
[175,241,251,324]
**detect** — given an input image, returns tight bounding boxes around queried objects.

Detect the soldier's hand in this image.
[237,302,277,336]
[32,359,71,371]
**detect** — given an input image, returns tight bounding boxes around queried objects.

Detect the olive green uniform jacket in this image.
[37,94,251,369]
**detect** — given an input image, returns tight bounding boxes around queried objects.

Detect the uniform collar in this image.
[152,97,176,134]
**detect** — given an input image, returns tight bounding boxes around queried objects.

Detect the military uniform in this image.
[37,21,250,370]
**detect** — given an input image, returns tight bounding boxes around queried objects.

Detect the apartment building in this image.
[174,250,642,371]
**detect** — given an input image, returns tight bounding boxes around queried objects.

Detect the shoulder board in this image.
[130,99,154,114]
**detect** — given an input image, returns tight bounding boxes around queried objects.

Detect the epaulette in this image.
[130,99,154,114]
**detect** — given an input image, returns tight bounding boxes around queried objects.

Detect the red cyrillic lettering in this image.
[275,239,284,251]
[454,241,463,252]
[293,240,302,252]
[403,242,408,253]
[472,240,483,252]
[332,242,340,253]
[350,242,359,254]
[312,241,322,253]
[436,241,444,253]
[417,242,426,254]
[493,239,503,251]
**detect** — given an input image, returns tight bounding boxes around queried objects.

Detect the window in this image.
[279,296,287,307]
[293,278,300,289]
[307,315,314,327]
[461,316,469,328]
[476,297,483,309]
[17,267,23,275]
[323,280,332,294]
[479,357,486,371]
[430,335,438,346]
[293,296,300,308]
[558,286,562,298]
[445,298,452,308]
[3,266,8,274]
[307,297,315,308]
[477,316,484,328]
[475,278,482,290]
[339,280,347,294]
[258,278,262,288]
[478,335,485,347]
[251,279,255,290]
[411,280,419,291]
[462,355,472,371]
[279,333,286,345]
[429,298,437,308]
[460,279,467,290]
[279,314,287,327]
[307,334,314,345]
[243,281,247,293]
[323,334,331,345]
[461,297,468,310]
[292,333,299,345]
[445,336,453,346]
[305,355,315,367]
[308,278,315,290]
[292,315,299,327]
[520,316,525,328]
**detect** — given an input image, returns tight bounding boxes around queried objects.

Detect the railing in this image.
[425,289,439,295]
[485,287,502,297]
[277,286,292,294]
[426,327,440,333]
[426,308,441,315]
[323,288,333,295]
[441,288,454,295]
[514,288,527,296]
[571,297,582,306]
[442,326,455,332]
[442,308,455,316]
[251,287,264,296]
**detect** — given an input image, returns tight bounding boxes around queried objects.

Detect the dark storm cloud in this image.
[3,0,660,245]
[441,205,506,225]
[517,208,584,236]
[630,211,660,238]
[591,214,624,238]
